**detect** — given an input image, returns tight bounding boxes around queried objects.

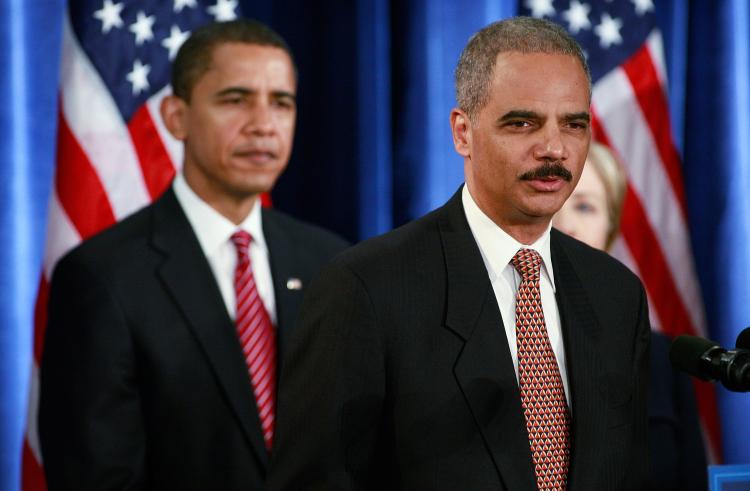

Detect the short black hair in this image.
[171,19,296,101]
[455,16,590,120]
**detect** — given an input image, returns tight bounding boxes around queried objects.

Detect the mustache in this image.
[519,162,572,182]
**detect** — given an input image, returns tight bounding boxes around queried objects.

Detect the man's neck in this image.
[466,185,550,245]
[182,171,258,226]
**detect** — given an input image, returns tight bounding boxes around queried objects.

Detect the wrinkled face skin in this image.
[552,162,610,251]
[162,43,296,220]
[451,51,591,243]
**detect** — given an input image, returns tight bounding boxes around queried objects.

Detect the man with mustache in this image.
[39,20,348,490]
[269,17,649,490]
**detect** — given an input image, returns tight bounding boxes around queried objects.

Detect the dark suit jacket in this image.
[39,188,349,490]
[648,332,707,491]
[269,188,650,490]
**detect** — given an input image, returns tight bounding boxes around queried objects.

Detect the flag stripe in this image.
[128,104,177,201]
[592,75,707,337]
[24,361,43,463]
[644,31,668,96]
[43,189,82,279]
[22,437,46,489]
[621,41,688,215]
[33,277,50,362]
[591,114,695,335]
[61,16,150,220]
[55,111,116,240]
[620,186,695,336]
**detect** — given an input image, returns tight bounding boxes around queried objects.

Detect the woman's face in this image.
[552,162,610,251]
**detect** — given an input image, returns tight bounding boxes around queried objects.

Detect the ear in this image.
[450,108,472,158]
[160,95,188,141]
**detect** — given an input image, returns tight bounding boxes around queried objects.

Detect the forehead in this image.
[487,51,590,113]
[197,42,296,91]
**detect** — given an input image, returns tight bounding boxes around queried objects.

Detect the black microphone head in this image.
[736,327,750,350]
[669,335,722,380]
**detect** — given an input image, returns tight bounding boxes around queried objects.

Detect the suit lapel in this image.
[150,189,270,468]
[439,190,537,490]
[261,210,304,359]
[550,231,606,490]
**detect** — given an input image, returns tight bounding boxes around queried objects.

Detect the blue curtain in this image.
[2,1,750,489]
[682,0,750,464]
[0,0,64,487]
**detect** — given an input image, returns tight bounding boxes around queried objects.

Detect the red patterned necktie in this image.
[511,248,570,491]
[231,230,276,452]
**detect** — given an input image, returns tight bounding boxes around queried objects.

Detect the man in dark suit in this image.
[269,17,649,490]
[39,20,348,490]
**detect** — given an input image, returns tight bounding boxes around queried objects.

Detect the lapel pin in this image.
[286,278,302,290]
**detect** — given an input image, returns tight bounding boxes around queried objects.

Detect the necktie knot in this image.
[511,248,542,282]
[231,230,252,258]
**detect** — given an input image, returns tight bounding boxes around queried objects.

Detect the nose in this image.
[533,124,565,162]
[242,101,275,136]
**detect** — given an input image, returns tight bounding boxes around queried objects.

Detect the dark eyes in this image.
[272,99,295,109]
[567,121,589,130]
[574,202,596,213]
[220,96,244,105]
[505,120,532,128]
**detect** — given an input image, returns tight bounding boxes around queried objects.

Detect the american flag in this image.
[519,0,722,462]
[22,1,245,488]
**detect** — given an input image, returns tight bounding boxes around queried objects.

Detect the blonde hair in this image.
[586,142,626,251]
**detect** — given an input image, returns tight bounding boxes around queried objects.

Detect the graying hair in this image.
[455,16,591,119]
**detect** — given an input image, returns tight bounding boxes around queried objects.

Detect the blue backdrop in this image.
[2,1,749,489]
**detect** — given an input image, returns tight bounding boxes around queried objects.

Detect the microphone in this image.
[669,335,750,392]
[736,327,750,350]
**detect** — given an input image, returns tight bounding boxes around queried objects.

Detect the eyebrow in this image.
[496,110,591,124]
[563,111,591,123]
[497,110,540,123]
[214,87,297,101]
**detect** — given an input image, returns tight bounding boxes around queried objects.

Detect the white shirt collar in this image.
[172,172,268,256]
[462,184,556,291]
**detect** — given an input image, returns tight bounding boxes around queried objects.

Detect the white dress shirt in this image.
[462,185,570,405]
[173,173,277,325]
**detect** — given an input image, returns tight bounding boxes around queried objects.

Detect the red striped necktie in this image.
[231,230,276,452]
[511,248,570,491]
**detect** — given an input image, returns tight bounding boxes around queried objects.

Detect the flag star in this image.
[631,0,654,15]
[162,25,191,60]
[562,1,591,34]
[129,11,156,45]
[207,0,238,21]
[93,0,124,34]
[524,0,555,19]
[594,13,623,49]
[126,59,151,95]
[173,0,198,12]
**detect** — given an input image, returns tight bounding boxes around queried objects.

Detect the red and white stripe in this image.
[592,29,721,462]
[22,12,180,489]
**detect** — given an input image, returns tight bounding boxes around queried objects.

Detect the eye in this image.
[574,202,596,214]
[220,97,243,105]
[566,121,589,130]
[505,120,532,129]
[272,98,295,110]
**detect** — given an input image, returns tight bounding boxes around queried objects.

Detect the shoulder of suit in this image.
[55,193,172,284]
[60,199,155,269]
[331,206,444,274]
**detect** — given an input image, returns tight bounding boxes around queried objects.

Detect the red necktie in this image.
[231,231,276,452]
[511,248,570,491]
